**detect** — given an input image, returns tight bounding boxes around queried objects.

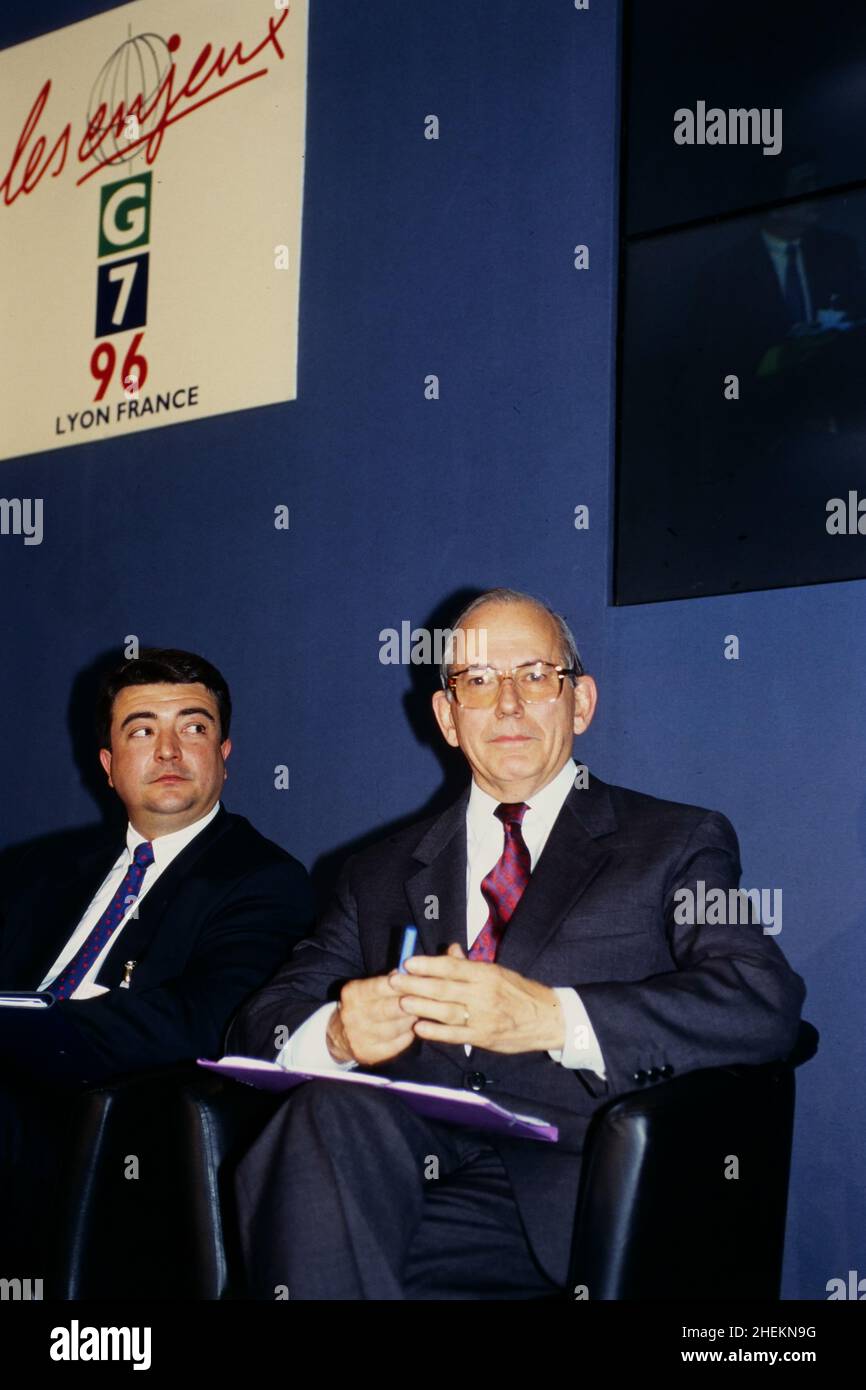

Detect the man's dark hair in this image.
[96,648,232,749]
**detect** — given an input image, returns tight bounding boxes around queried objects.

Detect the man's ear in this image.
[98,746,113,787]
[572,674,598,736]
[221,737,232,773]
[431,690,460,749]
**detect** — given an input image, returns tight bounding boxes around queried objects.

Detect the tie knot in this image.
[133,841,155,869]
[495,801,528,830]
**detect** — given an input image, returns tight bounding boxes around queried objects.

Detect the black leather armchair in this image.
[50,1021,818,1300]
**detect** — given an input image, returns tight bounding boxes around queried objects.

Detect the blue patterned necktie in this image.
[51,841,155,999]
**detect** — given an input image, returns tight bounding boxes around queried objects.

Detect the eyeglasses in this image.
[446,661,578,709]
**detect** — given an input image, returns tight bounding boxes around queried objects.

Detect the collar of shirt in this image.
[125,800,221,871]
[762,229,801,254]
[467,758,577,867]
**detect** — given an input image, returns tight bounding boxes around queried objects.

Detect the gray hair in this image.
[439,588,585,694]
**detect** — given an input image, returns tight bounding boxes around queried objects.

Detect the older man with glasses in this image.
[229,587,805,1300]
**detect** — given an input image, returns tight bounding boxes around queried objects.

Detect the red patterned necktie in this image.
[50,841,155,999]
[469,802,531,962]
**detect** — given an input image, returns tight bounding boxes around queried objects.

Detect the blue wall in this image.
[1,0,861,1301]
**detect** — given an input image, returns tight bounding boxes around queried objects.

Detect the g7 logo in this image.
[92,172,152,398]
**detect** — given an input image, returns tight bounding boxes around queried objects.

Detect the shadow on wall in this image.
[308,583,510,910]
[0,649,123,897]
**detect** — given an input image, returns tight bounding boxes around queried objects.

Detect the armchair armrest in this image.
[54,1061,284,1299]
[568,1020,819,1300]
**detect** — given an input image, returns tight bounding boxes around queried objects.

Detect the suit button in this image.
[632,1069,647,1084]
[464,1070,487,1092]
[661,1064,674,1078]
[648,1066,661,1081]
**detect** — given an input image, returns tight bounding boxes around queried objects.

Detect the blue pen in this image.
[398,925,418,972]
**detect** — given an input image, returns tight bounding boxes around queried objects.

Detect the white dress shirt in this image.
[39,802,222,999]
[278,759,606,1080]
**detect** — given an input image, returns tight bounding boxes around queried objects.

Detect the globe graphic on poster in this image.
[85,32,172,168]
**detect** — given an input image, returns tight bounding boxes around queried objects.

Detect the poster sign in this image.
[0,0,308,460]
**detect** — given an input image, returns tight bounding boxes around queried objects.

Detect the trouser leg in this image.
[235,1080,535,1301]
[402,1145,561,1299]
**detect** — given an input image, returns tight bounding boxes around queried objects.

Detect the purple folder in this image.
[198,1056,558,1143]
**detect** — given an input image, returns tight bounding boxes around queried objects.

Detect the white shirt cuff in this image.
[275,1002,358,1072]
[547,987,607,1079]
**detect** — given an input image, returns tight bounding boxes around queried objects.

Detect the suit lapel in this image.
[402,775,618,977]
[95,806,232,986]
[16,839,124,988]
[494,777,616,978]
[399,776,618,1068]
[403,791,469,1072]
[403,791,469,958]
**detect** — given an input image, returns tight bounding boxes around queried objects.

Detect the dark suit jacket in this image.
[0,806,313,1085]
[690,226,866,385]
[229,771,806,1284]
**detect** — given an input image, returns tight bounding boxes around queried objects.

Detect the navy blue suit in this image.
[0,805,313,1084]
[0,804,312,1276]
